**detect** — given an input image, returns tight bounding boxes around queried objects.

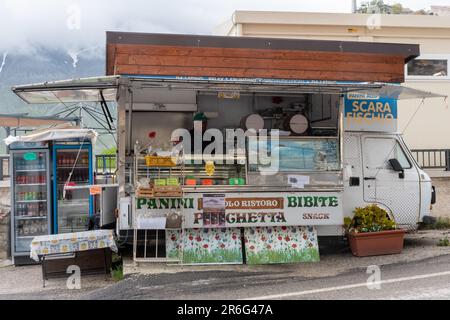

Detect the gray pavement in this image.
[0,230,450,300]
[85,254,450,300]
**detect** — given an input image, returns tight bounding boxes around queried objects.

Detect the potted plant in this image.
[344,204,406,257]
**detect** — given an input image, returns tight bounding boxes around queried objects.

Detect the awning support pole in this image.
[117,78,130,200]
[100,90,115,128]
[99,91,113,131]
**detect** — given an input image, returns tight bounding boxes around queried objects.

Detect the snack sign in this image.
[344,93,397,132]
[135,192,343,228]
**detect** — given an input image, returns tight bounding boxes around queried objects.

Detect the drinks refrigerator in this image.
[10,142,52,260]
[52,143,94,234]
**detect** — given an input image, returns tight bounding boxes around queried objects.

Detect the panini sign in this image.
[135,192,343,228]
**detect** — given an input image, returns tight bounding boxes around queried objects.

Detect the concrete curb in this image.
[0,259,13,268]
[122,230,450,279]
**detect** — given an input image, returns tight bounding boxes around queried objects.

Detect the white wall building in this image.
[216,11,450,151]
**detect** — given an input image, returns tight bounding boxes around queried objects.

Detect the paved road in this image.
[80,254,450,300]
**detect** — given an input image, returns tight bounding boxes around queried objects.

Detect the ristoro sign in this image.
[135,192,343,229]
[344,93,397,132]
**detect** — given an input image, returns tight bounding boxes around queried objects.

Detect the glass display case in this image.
[134,154,247,190]
[53,144,93,233]
[247,136,341,187]
[248,137,339,172]
[10,146,51,258]
[183,154,247,187]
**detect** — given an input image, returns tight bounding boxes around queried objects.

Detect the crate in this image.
[153,186,183,198]
[145,156,177,167]
[136,188,154,198]
[137,186,183,198]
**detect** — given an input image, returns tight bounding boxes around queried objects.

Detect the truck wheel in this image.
[422,215,437,225]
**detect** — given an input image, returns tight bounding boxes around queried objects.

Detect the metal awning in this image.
[127,76,446,100]
[12,76,119,104]
[0,114,79,128]
[11,75,446,104]
[4,127,98,146]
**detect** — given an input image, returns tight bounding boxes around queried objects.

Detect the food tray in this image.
[145,156,177,167]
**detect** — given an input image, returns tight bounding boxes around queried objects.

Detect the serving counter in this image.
[131,135,344,265]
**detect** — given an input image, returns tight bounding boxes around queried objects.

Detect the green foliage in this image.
[347,204,397,233]
[112,252,122,263]
[392,3,403,14]
[357,0,404,14]
[246,248,320,265]
[182,248,243,264]
[102,147,117,155]
[344,217,353,231]
[97,147,117,171]
[434,218,450,230]
[419,217,450,230]
[110,252,123,281]
[111,265,124,281]
[438,238,450,247]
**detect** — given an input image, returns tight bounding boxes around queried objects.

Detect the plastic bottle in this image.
[39,154,44,169]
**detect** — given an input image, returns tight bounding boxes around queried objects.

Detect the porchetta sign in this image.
[183,192,343,228]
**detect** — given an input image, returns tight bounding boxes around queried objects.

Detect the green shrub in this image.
[434,218,450,230]
[419,217,450,230]
[438,238,450,247]
[110,252,123,281]
[111,265,124,281]
[346,204,397,233]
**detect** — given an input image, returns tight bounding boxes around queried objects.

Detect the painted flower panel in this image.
[165,230,182,259]
[165,228,243,265]
[244,226,320,264]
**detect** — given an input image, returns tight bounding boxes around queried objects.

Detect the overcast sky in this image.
[0,0,448,55]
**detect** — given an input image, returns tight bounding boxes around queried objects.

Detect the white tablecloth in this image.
[30,230,118,262]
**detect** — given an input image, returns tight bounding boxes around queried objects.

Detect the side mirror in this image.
[389,159,405,179]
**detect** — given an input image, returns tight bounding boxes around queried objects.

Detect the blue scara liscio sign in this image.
[344,93,398,132]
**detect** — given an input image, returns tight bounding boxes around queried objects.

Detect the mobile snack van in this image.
[11,32,445,265]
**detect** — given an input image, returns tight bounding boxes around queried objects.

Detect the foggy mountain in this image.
[0,48,105,113]
[0,48,116,153]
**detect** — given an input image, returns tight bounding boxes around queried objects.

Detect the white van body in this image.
[122,129,435,262]
[116,130,434,236]
[317,131,432,236]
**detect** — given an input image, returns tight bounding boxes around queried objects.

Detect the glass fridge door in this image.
[54,146,92,233]
[12,150,51,255]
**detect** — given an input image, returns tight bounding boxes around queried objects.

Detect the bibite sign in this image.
[344,93,397,132]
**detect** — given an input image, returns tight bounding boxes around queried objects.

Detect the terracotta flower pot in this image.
[347,229,406,257]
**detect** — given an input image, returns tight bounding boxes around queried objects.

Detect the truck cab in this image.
[342,131,433,231]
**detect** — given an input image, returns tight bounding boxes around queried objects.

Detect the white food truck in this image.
[11,33,445,263]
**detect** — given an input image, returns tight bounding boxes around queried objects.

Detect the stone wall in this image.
[431,177,450,218]
[0,184,11,260]
[0,211,10,260]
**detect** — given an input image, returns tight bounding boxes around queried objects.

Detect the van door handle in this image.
[364,177,376,181]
